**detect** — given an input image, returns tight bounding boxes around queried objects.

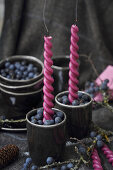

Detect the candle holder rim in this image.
[26,107,66,129]
[55,90,92,108]
[52,55,69,70]
[0,76,43,89]
[0,55,44,83]
[0,86,43,96]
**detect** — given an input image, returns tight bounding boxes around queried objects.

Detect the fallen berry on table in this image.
[97,140,104,148]
[25,157,32,165]
[46,157,54,165]
[96,134,102,141]
[31,165,38,170]
[61,165,68,170]
[67,162,74,169]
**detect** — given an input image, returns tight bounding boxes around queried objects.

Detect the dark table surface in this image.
[0,93,113,170]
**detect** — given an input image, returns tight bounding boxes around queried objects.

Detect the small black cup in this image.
[26,108,66,166]
[55,91,92,139]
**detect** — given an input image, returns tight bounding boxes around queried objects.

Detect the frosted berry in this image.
[46,157,54,165]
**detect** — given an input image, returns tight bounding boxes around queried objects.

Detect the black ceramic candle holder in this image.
[55,91,92,139]
[26,108,66,166]
[52,56,69,95]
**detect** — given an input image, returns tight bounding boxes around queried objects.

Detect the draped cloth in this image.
[0,0,113,85]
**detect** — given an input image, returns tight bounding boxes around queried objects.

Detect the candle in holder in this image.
[43,36,54,120]
[68,24,79,104]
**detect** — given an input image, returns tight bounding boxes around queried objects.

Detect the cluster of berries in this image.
[57,92,90,106]
[0,60,39,80]
[22,157,74,170]
[85,79,109,98]
[30,108,64,126]
[90,131,104,148]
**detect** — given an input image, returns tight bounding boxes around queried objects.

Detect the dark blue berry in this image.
[46,157,54,165]
[28,72,34,79]
[90,131,97,138]
[20,66,25,71]
[35,113,43,120]
[72,100,79,106]
[37,120,43,125]
[5,61,10,68]
[97,140,104,148]
[37,108,43,114]
[33,67,38,72]
[31,119,37,124]
[94,86,99,92]
[57,97,62,103]
[2,72,7,77]
[89,87,95,94]
[9,64,15,70]
[26,157,32,165]
[104,79,109,84]
[21,61,27,66]
[53,114,57,119]
[23,163,28,168]
[31,165,38,170]
[31,116,35,121]
[15,62,21,69]
[56,111,64,119]
[78,92,83,99]
[101,83,108,90]
[62,95,68,100]
[44,120,54,125]
[82,94,89,101]
[23,71,28,77]
[62,97,69,105]
[85,89,90,94]
[90,82,95,87]
[27,64,33,72]
[55,117,62,124]
[61,165,67,170]
[78,146,86,154]
[96,134,102,140]
[0,69,4,74]
[67,162,74,169]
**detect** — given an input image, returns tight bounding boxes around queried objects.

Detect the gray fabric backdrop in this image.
[0,0,113,85]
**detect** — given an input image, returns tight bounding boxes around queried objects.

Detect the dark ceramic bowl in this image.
[55,91,92,139]
[0,87,43,119]
[26,108,66,166]
[52,56,69,95]
[0,77,43,93]
[0,55,44,86]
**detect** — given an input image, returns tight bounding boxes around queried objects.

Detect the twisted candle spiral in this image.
[91,148,103,170]
[43,36,54,120]
[68,25,79,104]
[102,144,113,166]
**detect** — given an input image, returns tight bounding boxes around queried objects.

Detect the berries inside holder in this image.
[30,108,64,126]
[0,60,39,80]
[57,92,90,106]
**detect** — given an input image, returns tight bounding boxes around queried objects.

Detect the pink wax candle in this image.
[102,144,113,166]
[91,148,103,170]
[68,24,79,104]
[43,36,54,120]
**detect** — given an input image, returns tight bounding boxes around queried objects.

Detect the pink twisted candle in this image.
[68,25,79,104]
[91,148,103,170]
[43,36,54,120]
[102,144,113,166]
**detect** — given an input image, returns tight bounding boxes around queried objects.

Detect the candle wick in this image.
[75,0,79,23]
[43,0,49,35]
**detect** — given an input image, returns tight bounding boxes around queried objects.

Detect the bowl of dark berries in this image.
[26,107,66,166]
[0,55,44,86]
[55,91,92,139]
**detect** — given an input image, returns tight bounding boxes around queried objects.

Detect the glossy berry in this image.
[35,113,43,120]
[26,157,32,165]
[57,97,62,103]
[82,94,89,101]
[62,97,69,105]
[56,111,64,119]
[96,134,102,141]
[23,163,28,168]
[46,157,54,165]
[55,117,62,124]
[37,120,43,125]
[78,146,86,154]
[61,165,67,170]
[67,162,74,169]
[31,116,35,121]
[62,95,68,100]
[90,131,97,138]
[97,140,104,148]
[37,108,43,114]
[44,120,54,125]
[78,92,83,99]
[28,72,34,79]
[31,119,37,124]
[88,87,94,94]
[5,61,10,68]
[31,165,38,170]
[72,100,79,106]
[9,64,15,70]
[101,83,108,90]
